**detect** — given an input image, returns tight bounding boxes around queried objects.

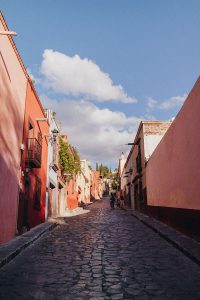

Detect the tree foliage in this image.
[59,138,81,181]
[96,163,113,178]
[111,180,117,190]
[73,147,81,175]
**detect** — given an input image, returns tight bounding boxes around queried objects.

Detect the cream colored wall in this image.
[77,160,91,203]
[76,172,86,203]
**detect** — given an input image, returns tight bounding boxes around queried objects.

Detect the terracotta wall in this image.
[19,81,49,229]
[67,178,78,209]
[0,15,27,243]
[146,77,200,210]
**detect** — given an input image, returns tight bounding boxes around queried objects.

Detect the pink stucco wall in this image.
[146,77,200,210]
[0,15,27,243]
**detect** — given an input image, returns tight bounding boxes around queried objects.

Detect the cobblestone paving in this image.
[1,198,200,300]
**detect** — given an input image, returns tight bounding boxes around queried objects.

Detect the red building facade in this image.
[17,80,49,233]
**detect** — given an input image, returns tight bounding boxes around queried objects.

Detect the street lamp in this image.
[51,129,59,141]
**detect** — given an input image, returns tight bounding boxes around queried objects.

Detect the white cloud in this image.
[147,94,187,110]
[27,68,35,81]
[41,49,137,103]
[27,68,40,84]
[147,98,157,110]
[41,95,141,165]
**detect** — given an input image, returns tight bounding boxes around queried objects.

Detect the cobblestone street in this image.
[0,198,200,300]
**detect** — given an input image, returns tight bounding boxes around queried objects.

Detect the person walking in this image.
[116,191,121,208]
[120,193,125,209]
[110,192,115,209]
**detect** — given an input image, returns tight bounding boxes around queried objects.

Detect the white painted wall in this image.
[76,171,86,203]
[77,160,91,203]
[45,109,59,219]
[144,135,164,161]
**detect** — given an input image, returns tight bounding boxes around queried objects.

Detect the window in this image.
[33,177,41,210]
[27,122,34,151]
[136,143,142,173]
[28,122,34,138]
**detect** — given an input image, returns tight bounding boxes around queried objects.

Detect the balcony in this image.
[26,138,42,168]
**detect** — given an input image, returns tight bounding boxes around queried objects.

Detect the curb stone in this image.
[130,209,200,266]
[0,221,57,269]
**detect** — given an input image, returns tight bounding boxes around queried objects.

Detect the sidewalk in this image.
[130,209,200,266]
[55,207,90,218]
[0,221,57,269]
[0,206,91,269]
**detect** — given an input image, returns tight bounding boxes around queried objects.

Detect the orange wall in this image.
[146,77,200,210]
[20,81,49,229]
[0,16,27,243]
[67,179,78,209]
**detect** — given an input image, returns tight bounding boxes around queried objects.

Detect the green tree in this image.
[73,147,81,175]
[59,137,82,179]
[111,180,117,190]
[99,163,103,175]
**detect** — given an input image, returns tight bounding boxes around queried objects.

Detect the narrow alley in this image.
[0,198,200,300]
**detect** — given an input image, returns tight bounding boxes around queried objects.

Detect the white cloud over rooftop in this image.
[41,49,137,103]
[41,95,141,164]
[147,94,187,111]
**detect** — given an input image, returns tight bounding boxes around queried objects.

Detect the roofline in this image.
[0,11,28,79]
[124,120,172,169]
[141,120,172,124]
[28,79,48,119]
[0,12,48,123]
[124,121,142,169]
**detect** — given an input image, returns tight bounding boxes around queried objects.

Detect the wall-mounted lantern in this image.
[51,129,59,141]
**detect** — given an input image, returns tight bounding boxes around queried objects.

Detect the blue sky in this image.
[1,0,200,167]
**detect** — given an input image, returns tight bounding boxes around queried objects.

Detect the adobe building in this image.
[17,80,49,233]
[59,135,79,210]
[122,121,172,210]
[77,160,92,204]
[118,152,126,192]
[146,77,200,239]
[55,133,67,217]
[45,109,60,219]
[0,13,27,243]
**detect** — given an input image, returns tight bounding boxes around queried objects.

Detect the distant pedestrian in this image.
[110,192,115,209]
[120,194,125,209]
[116,192,120,208]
